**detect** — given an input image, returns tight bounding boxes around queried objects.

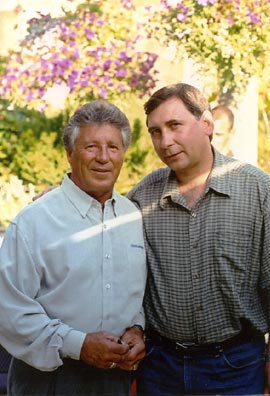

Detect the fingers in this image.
[80,332,130,368]
[117,358,141,371]
[79,330,146,371]
[107,360,138,371]
[108,362,118,369]
[117,338,146,371]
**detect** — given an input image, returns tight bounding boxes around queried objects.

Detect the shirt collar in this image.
[160,171,181,208]
[207,147,233,196]
[61,174,116,218]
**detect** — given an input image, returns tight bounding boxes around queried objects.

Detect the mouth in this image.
[164,150,183,160]
[92,168,111,173]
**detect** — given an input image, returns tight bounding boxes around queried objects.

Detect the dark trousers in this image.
[0,345,11,395]
[8,358,131,396]
[136,336,266,396]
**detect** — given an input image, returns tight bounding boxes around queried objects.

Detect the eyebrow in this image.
[148,118,184,131]
[147,125,160,133]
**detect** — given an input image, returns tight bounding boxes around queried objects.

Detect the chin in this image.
[166,159,185,170]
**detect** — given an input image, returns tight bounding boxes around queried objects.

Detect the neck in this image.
[177,155,214,209]
[177,154,213,185]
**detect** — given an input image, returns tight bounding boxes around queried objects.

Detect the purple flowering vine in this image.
[0,1,158,110]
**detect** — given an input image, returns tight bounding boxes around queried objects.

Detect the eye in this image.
[85,144,96,151]
[148,128,161,138]
[169,121,181,130]
[110,144,119,149]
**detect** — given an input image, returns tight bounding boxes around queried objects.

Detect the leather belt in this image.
[146,328,264,355]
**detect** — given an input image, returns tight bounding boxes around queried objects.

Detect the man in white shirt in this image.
[0,100,147,396]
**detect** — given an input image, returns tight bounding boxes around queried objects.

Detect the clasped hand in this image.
[80,327,145,371]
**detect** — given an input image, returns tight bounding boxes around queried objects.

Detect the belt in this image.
[146,328,264,356]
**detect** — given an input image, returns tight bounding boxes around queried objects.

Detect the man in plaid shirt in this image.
[128,83,270,396]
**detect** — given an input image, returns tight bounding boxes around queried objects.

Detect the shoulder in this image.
[11,186,63,226]
[216,151,270,187]
[127,167,170,199]
[114,192,141,213]
[230,160,270,184]
[224,160,270,208]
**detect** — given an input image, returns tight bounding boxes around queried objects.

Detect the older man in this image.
[0,100,146,396]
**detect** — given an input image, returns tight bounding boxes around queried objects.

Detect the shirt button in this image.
[193,272,199,279]
[196,304,203,311]
[105,284,111,289]
[103,224,107,229]
[105,254,110,259]
[191,212,197,218]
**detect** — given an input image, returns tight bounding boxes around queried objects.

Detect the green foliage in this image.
[116,118,149,194]
[258,87,270,173]
[154,0,270,103]
[0,99,69,192]
[127,118,148,173]
[13,132,68,190]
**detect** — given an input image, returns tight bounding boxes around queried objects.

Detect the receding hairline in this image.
[144,83,211,122]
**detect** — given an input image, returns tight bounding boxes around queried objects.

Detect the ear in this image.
[65,148,73,164]
[201,110,214,137]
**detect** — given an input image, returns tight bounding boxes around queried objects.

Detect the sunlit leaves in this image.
[155,0,270,101]
[0,175,36,227]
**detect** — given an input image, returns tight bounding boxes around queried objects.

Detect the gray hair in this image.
[63,100,131,151]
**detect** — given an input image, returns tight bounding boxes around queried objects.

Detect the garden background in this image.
[0,0,270,229]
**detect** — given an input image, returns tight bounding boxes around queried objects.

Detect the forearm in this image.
[0,298,85,371]
[0,223,84,370]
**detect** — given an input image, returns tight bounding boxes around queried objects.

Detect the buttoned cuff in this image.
[132,311,145,330]
[60,329,86,360]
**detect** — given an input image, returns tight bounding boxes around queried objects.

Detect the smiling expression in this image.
[66,123,125,205]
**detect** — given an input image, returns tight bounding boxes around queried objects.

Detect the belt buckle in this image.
[175,341,197,350]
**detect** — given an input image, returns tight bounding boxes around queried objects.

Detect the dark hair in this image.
[144,83,211,121]
[63,100,131,151]
[212,105,234,131]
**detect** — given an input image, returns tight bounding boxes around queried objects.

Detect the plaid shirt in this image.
[127,150,270,343]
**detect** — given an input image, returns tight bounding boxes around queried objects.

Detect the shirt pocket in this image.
[214,232,251,291]
[112,228,146,293]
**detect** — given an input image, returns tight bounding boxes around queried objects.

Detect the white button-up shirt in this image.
[0,175,146,371]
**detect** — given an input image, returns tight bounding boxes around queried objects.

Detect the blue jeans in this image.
[136,336,266,396]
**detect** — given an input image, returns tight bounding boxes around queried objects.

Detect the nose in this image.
[96,146,109,163]
[160,129,173,149]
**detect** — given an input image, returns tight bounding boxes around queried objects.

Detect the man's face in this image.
[147,96,213,176]
[66,123,125,205]
[212,117,231,152]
